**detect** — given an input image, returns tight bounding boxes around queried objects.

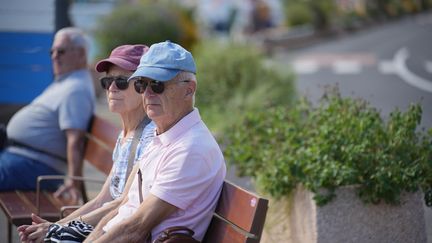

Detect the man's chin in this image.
[146,110,160,120]
[52,67,61,76]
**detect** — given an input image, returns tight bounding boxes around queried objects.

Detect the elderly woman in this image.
[18,44,155,243]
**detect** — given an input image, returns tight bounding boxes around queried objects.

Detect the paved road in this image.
[275,12,432,129]
[274,11,432,243]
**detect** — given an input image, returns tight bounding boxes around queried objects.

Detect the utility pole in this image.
[55,0,73,32]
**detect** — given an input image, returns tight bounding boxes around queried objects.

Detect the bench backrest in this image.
[203,181,269,243]
[84,115,120,174]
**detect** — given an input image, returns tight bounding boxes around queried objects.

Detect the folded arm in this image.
[88,194,178,243]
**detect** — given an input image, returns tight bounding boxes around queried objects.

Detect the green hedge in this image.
[193,41,295,134]
[94,2,198,59]
[225,89,432,205]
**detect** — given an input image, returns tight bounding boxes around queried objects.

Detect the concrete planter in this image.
[262,185,427,243]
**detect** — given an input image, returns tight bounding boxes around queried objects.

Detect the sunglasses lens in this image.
[151,82,165,94]
[100,77,113,90]
[115,77,129,90]
[134,79,147,94]
[50,48,66,56]
[100,76,129,90]
[133,79,165,94]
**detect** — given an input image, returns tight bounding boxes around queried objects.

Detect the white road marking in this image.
[293,60,319,74]
[292,53,375,75]
[394,48,432,93]
[332,60,362,74]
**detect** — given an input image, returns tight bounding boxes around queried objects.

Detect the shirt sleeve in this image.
[59,90,93,131]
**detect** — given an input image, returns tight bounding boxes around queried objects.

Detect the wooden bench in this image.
[0,115,120,243]
[203,181,268,243]
[0,116,269,243]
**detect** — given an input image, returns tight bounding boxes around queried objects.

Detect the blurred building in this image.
[194,0,285,37]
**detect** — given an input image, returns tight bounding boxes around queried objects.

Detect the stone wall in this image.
[262,185,427,243]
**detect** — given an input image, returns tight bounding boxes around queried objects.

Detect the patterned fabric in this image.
[45,220,94,243]
[109,121,155,199]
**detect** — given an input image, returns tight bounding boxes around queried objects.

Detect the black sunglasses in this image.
[133,78,166,94]
[100,76,130,90]
[49,47,74,56]
[133,78,190,94]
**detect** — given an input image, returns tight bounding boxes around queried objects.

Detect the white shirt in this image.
[103,109,226,241]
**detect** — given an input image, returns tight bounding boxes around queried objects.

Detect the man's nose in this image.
[143,84,155,96]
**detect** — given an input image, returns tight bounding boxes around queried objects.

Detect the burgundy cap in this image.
[95,44,149,72]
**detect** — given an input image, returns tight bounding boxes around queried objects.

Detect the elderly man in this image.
[83,41,226,242]
[0,27,95,203]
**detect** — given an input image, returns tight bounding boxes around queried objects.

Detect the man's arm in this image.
[54,129,86,204]
[89,194,178,243]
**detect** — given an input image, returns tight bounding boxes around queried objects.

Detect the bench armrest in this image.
[60,205,81,219]
[36,175,105,215]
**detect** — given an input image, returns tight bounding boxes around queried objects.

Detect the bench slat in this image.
[203,216,250,243]
[0,192,34,225]
[89,115,119,149]
[84,116,119,174]
[0,191,63,226]
[215,181,268,234]
[18,191,62,221]
[204,181,268,243]
[84,139,114,175]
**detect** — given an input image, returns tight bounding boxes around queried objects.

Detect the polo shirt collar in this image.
[156,108,201,146]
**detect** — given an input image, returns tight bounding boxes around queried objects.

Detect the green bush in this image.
[193,41,295,134]
[281,0,336,31]
[225,89,432,206]
[284,2,312,27]
[94,2,198,59]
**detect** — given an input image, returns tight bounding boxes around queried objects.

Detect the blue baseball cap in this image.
[129,41,196,82]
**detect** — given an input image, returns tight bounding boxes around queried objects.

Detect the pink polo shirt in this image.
[103,108,226,241]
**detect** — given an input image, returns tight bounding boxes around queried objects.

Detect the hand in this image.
[17,214,52,243]
[54,179,82,205]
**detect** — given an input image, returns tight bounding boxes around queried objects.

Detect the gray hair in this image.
[173,71,197,83]
[55,27,89,54]
[173,71,197,105]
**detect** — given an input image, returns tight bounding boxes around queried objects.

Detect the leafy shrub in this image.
[193,41,295,134]
[284,2,312,27]
[281,0,336,31]
[94,2,198,59]
[225,89,432,206]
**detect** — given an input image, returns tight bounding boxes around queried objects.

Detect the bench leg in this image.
[8,221,12,243]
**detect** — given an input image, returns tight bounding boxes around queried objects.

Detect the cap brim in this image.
[128,66,180,82]
[95,57,138,72]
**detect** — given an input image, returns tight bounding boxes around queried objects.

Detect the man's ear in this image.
[185,81,196,98]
